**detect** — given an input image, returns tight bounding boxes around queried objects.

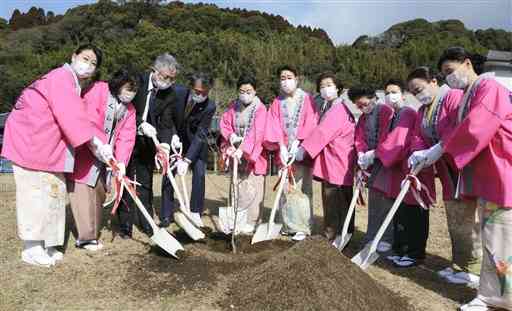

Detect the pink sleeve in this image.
[377,104,394,146]
[302,105,348,159]
[409,108,430,152]
[354,117,368,153]
[437,89,463,143]
[247,105,267,162]
[220,103,235,142]
[263,99,283,151]
[444,80,509,169]
[48,71,94,148]
[113,104,136,166]
[377,108,417,167]
[298,94,319,140]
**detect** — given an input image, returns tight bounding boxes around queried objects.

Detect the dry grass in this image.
[0,173,474,310]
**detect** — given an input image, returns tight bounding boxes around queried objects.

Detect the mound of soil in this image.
[222,236,414,311]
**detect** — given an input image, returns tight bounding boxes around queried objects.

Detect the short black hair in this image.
[384,78,405,92]
[276,65,298,77]
[316,71,343,94]
[237,74,257,90]
[437,46,487,75]
[347,86,376,102]
[189,72,214,89]
[108,67,139,96]
[74,43,103,68]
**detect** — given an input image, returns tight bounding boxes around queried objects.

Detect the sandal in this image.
[75,240,104,251]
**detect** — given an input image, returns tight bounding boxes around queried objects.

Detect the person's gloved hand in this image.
[408,150,428,171]
[171,135,182,150]
[229,133,243,146]
[116,162,126,180]
[158,143,170,157]
[89,137,113,164]
[295,146,306,162]
[233,148,243,160]
[279,144,289,164]
[288,140,300,159]
[424,143,443,166]
[176,159,189,176]
[137,122,157,138]
[357,150,375,170]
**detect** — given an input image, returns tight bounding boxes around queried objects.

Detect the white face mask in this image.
[280,78,297,95]
[192,93,207,103]
[71,59,95,79]
[361,101,376,114]
[446,68,469,89]
[320,86,338,101]
[118,90,136,103]
[415,89,434,106]
[239,93,254,105]
[153,78,172,90]
[385,92,402,106]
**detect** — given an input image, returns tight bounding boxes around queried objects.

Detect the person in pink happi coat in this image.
[264,65,319,241]
[220,74,268,234]
[407,66,482,284]
[1,44,102,267]
[348,86,396,254]
[67,68,138,251]
[434,47,512,311]
[296,72,356,242]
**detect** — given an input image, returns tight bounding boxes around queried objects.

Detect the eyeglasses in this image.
[153,68,176,83]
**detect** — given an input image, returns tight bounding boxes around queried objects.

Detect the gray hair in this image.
[153,53,180,73]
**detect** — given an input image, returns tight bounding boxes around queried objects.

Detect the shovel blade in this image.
[174,212,205,241]
[151,228,185,258]
[332,233,352,251]
[251,222,282,244]
[351,243,380,270]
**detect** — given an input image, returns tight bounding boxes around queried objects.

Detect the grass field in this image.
[0,172,476,310]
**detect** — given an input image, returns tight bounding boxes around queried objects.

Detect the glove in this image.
[89,137,113,164]
[229,133,243,146]
[171,134,182,150]
[176,159,189,176]
[289,140,300,159]
[295,146,306,162]
[158,143,170,157]
[357,150,375,170]
[137,122,156,138]
[424,143,443,166]
[115,163,126,180]
[279,144,289,164]
[233,148,243,160]
[408,150,428,171]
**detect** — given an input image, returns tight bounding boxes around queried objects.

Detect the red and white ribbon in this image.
[107,159,140,215]
[401,174,435,210]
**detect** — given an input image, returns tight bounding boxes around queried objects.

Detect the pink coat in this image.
[220,100,268,175]
[263,91,319,166]
[301,101,356,186]
[376,107,433,205]
[1,65,94,173]
[68,82,136,185]
[443,78,512,208]
[411,88,464,201]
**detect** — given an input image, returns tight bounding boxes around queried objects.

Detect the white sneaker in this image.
[83,241,103,251]
[386,255,401,261]
[21,241,55,267]
[459,297,489,311]
[191,213,204,227]
[446,272,480,286]
[292,232,307,241]
[437,267,455,278]
[46,247,63,261]
[377,241,392,253]
[393,256,418,268]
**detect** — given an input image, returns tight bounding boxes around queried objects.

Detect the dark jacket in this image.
[174,90,216,163]
[131,72,178,158]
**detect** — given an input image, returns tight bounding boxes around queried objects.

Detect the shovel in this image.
[114,163,184,258]
[151,136,205,241]
[332,170,365,251]
[251,148,296,244]
[351,167,421,269]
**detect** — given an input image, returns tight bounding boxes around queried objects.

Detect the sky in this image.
[1,0,511,45]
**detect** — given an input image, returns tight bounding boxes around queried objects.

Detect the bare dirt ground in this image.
[0,172,476,310]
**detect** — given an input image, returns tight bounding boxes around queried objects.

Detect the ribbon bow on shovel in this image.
[104,159,140,215]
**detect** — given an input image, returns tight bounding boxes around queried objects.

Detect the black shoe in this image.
[141,226,153,237]
[159,217,172,228]
[119,231,132,240]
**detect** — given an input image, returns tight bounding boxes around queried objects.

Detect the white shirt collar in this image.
[148,72,155,92]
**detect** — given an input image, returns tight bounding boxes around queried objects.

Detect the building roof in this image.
[487,50,512,63]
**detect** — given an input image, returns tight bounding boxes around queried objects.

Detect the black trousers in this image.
[321,182,354,239]
[161,158,206,220]
[393,202,429,260]
[117,152,156,235]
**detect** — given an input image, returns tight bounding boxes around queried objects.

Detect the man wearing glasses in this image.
[117,53,182,238]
